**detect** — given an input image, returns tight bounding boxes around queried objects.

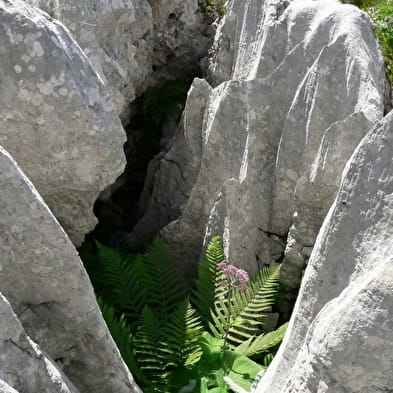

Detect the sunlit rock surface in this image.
[0,0,126,245]
[133,0,389,287]
[256,109,393,393]
[0,145,141,393]
[25,0,213,118]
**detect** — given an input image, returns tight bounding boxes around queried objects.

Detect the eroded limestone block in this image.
[0,145,140,393]
[0,0,126,245]
[256,108,393,393]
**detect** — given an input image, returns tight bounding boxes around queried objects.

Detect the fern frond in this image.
[141,237,188,320]
[162,298,205,368]
[192,236,227,325]
[210,265,281,347]
[236,322,289,357]
[134,306,170,392]
[226,265,281,345]
[95,241,146,319]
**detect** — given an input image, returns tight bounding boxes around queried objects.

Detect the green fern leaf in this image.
[134,306,170,392]
[141,237,188,320]
[94,241,147,320]
[161,298,205,368]
[236,322,289,357]
[210,265,281,347]
[193,236,227,325]
[227,265,281,345]
[263,352,275,368]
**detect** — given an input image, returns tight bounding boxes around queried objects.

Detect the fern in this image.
[162,298,204,368]
[141,237,188,320]
[225,266,281,345]
[193,236,227,325]
[94,242,147,322]
[193,237,282,347]
[209,263,281,347]
[134,306,170,392]
[262,352,275,369]
[81,236,286,393]
[236,322,289,357]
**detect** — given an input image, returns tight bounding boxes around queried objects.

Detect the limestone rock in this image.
[0,0,126,245]
[0,145,140,393]
[25,0,213,118]
[256,108,393,393]
[132,0,388,283]
[0,380,20,393]
[0,292,78,393]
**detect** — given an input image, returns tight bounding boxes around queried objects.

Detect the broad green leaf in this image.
[222,350,263,391]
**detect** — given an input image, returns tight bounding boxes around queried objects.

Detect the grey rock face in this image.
[0,0,126,246]
[0,293,78,393]
[0,145,140,393]
[256,109,393,393]
[25,0,213,119]
[132,0,388,283]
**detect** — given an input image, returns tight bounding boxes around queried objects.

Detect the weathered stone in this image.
[0,0,126,246]
[256,108,393,393]
[0,292,78,393]
[0,380,19,393]
[133,0,388,283]
[25,0,213,119]
[0,145,140,393]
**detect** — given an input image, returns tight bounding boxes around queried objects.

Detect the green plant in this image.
[142,81,189,126]
[193,238,282,349]
[343,0,393,86]
[79,236,287,393]
[199,0,227,22]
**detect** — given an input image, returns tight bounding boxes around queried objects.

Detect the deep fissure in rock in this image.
[85,77,196,252]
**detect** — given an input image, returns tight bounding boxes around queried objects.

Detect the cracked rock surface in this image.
[0,145,140,392]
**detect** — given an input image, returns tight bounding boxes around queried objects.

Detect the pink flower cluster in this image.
[218,263,249,292]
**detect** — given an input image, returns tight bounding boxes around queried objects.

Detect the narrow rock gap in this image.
[82,75,198,253]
